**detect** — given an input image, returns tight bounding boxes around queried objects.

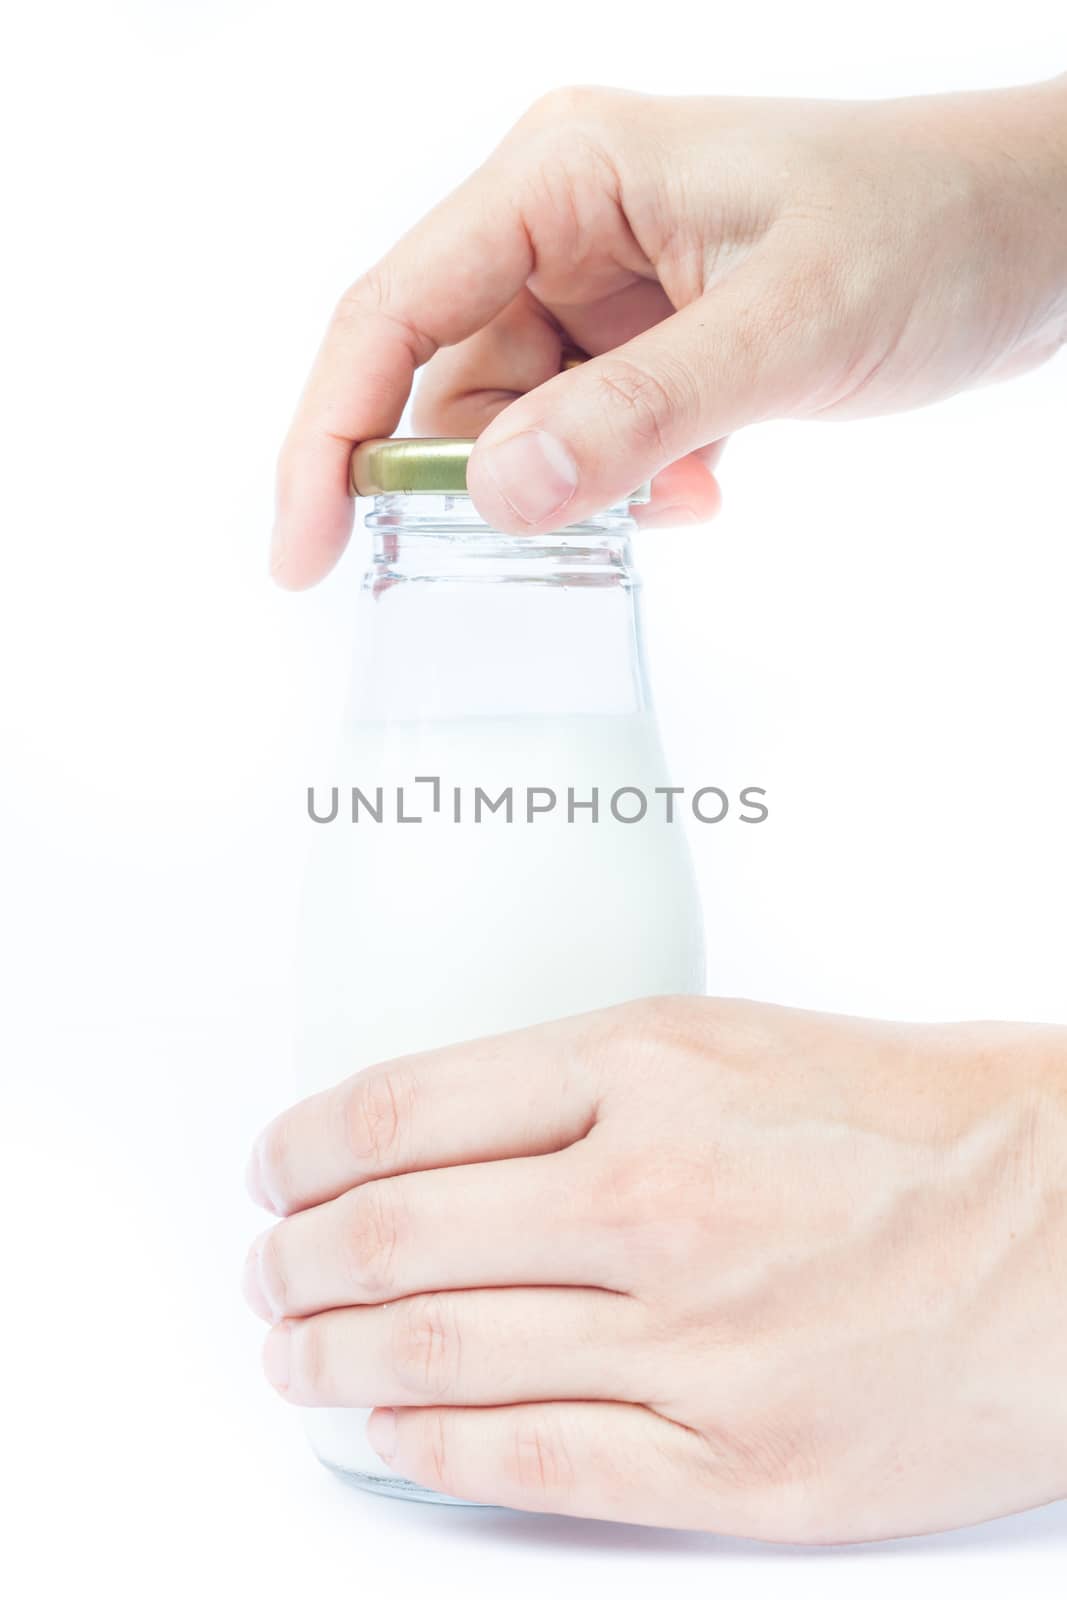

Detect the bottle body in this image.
[295,492,705,1501]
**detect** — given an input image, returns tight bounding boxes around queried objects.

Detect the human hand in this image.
[272,76,1067,587]
[243,997,1067,1541]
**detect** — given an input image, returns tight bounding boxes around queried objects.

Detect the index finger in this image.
[245,1011,602,1216]
[270,168,534,589]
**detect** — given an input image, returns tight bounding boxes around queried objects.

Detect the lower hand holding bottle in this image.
[243,997,1067,1541]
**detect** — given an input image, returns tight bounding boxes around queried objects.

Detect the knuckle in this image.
[287,1318,327,1402]
[591,995,709,1076]
[333,268,389,325]
[625,993,696,1047]
[345,1183,404,1298]
[596,1132,717,1282]
[331,271,434,366]
[509,1417,575,1501]
[604,1144,712,1233]
[344,1067,411,1170]
[389,1295,461,1400]
[708,1417,813,1493]
[592,356,687,454]
[573,995,709,1105]
[257,1117,296,1215]
[698,1419,832,1541]
[520,83,614,133]
[627,995,739,1079]
[412,1411,458,1497]
[257,1224,290,1316]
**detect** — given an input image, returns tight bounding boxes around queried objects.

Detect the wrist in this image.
[1032,1025,1067,1192]
[969,1023,1067,1497]
[1028,1030,1067,1493]
[963,79,1067,331]
[974,1020,1067,1187]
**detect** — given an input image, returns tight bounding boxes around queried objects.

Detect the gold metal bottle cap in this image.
[349,437,651,505]
[349,437,472,496]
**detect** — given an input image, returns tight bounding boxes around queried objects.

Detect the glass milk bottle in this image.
[297,437,705,1503]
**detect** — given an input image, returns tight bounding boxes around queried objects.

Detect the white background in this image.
[2,1,1065,1595]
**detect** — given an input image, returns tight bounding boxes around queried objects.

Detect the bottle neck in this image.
[348,494,651,723]
[364,491,638,588]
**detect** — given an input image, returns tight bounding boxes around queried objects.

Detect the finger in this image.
[411,288,564,436]
[415,307,726,531]
[246,1011,601,1216]
[272,170,535,588]
[412,277,674,437]
[633,453,722,529]
[244,1146,621,1316]
[259,1287,648,1408]
[466,246,826,533]
[698,438,729,473]
[365,1399,715,1526]
[415,305,723,524]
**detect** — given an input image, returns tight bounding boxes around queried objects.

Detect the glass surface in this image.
[295,491,706,1503]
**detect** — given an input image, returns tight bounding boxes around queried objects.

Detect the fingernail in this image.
[241,1233,274,1321]
[262,1323,291,1392]
[244,1140,278,1214]
[482,429,579,526]
[367,1407,397,1463]
[241,1228,283,1318]
[269,518,288,579]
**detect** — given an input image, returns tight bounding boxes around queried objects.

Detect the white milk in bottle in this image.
[296,438,705,1503]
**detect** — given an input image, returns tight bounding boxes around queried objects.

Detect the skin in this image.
[244,999,1067,1541]
[255,82,1067,1538]
[272,77,1067,584]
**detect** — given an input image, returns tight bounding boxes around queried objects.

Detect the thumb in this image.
[466,249,831,533]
